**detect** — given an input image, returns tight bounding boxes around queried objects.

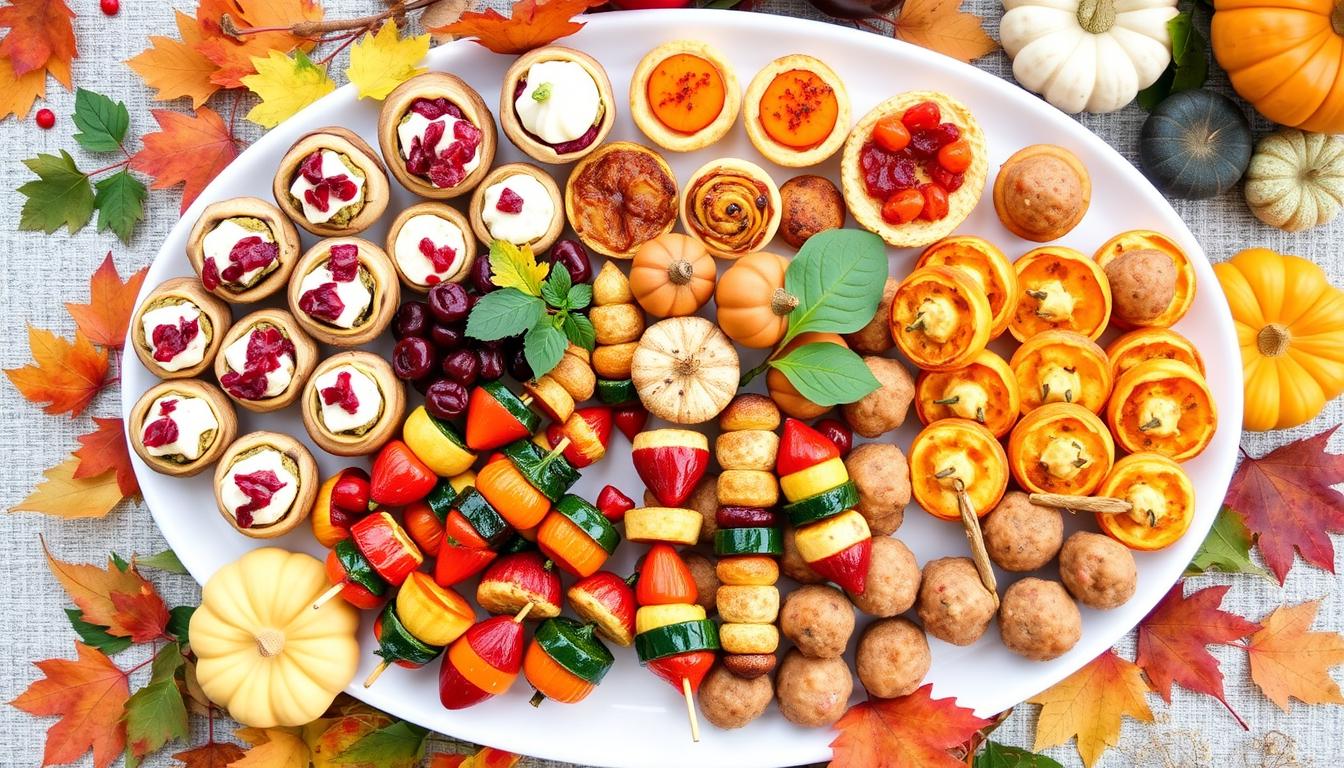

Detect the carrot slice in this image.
[524,642,594,704]
[759,69,838,149]
[647,53,725,134]
[477,458,550,530]
[449,640,517,695]
[537,513,608,578]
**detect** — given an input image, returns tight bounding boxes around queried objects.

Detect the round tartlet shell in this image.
[680,157,782,260]
[629,40,742,153]
[272,127,390,236]
[993,144,1092,242]
[469,162,564,253]
[500,46,616,164]
[213,308,318,413]
[130,277,233,380]
[565,141,679,260]
[384,203,477,292]
[743,54,851,168]
[185,197,302,304]
[287,237,400,346]
[842,91,990,248]
[129,379,238,478]
[213,430,318,538]
[378,73,497,199]
[301,351,406,457]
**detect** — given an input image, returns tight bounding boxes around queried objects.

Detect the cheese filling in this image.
[393,214,469,286]
[314,364,383,434]
[934,449,976,490]
[219,449,299,527]
[1030,280,1076,321]
[141,395,218,461]
[514,60,602,145]
[289,149,366,225]
[481,174,554,245]
[910,296,959,343]
[939,381,990,423]
[297,261,373,329]
[1139,396,1182,437]
[397,112,483,176]
[201,218,277,288]
[140,302,208,371]
[1039,437,1090,480]
[223,331,295,398]
[1125,482,1168,527]
[1039,364,1081,405]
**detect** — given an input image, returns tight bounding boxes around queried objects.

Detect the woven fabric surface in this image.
[0,0,1339,765]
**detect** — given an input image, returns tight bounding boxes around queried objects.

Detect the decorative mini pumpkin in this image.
[629,233,716,318]
[1000,0,1178,113]
[766,332,847,419]
[716,251,795,349]
[632,316,740,424]
[190,548,360,727]
[1214,247,1344,430]
[1244,129,1344,232]
[1139,90,1253,199]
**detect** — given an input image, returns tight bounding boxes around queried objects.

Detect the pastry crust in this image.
[500,46,615,164]
[629,40,741,153]
[378,73,497,199]
[469,162,564,253]
[130,277,232,380]
[272,127,390,236]
[384,202,477,292]
[185,197,301,303]
[565,141,678,260]
[993,144,1091,242]
[213,431,318,539]
[301,351,405,457]
[129,379,237,477]
[842,91,989,248]
[287,237,400,346]
[680,157,782,259]
[743,55,850,168]
[213,308,318,413]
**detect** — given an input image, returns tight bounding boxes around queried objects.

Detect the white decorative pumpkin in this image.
[1244,129,1344,232]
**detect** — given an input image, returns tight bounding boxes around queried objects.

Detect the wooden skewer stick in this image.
[1028,493,1132,515]
[311,582,344,611]
[682,676,701,743]
[953,480,999,610]
[514,602,534,623]
[363,660,389,688]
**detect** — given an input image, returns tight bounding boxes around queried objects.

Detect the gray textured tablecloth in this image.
[0,0,1340,765]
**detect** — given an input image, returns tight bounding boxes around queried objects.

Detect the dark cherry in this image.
[428,282,471,324]
[430,323,463,350]
[393,301,431,340]
[425,379,469,420]
[441,349,480,386]
[391,336,435,381]
[505,344,533,382]
[543,239,593,285]
[477,347,506,381]
[813,417,854,457]
[470,254,497,295]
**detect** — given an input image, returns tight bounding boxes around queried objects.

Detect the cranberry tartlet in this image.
[273,127,389,236]
[743,55,850,168]
[131,277,232,379]
[185,197,301,303]
[384,203,476,291]
[681,158,781,259]
[500,46,615,165]
[630,40,741,153]
[130,379,237,477]
[213,308,317,413]
[300,351,405,456]
[565,141,678,259]
[378,73,496,200]
[469,163,564,253]
[288,238,399,346]
[213,431,318,538]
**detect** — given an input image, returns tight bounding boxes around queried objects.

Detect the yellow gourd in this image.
[189,548,360,728]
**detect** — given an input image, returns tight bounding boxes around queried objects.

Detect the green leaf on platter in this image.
[563,312,596,351]
[541,266,572,309]
[166,605,195,647]
[488,240,548,296]
[567,282,592,310]
[123,643,188,767]
[1136,11,1207,111]
[64,608,133,655]
[331,720,429,768]
[524,318,568,379]
[976,741,1064,768]
[466,289,544,341]
[768,342,879,407]
[137,549,187,575]
[781,229,888,344]
[1185,505,1271,580]
[18,151,95,235]
[93,170,147,243]
[72,89,131,153]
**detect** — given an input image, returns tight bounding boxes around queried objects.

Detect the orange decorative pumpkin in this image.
[629,234,717,318]
[1008,403,1115,496]
[716,251,796,348]
[1106,359,1217,461]
[766,332,847,419]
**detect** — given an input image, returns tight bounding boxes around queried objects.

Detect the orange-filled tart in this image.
[680,158,780,259]
[1096,453,1196,551]
[1106,328,1206,379]
[131,277,231,379]
[213,431,318,538]
[273,128,389,236]
[1008,403,1115,496]
[130,379,237,478]
[288,238,398,347]
[186,197,301,303]
[1010,245,1112,342]
[1009,329,1112,415]
[743,55,849,167]
[630,40,741,152]
[385,203,476,292]
[909,418,1008,520]
[470,163,564,253]
[1106,359,1216,461]
[377,73,496,199]
[1093,230,1195,328]
[501,46,615,164]
[890,265,991,372]
[566,142,678,259]
[301,351,405,456]
[915,350,1020,438]
[916,236,1018,339]
[214,308,317,413]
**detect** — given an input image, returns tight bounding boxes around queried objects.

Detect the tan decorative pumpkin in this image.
[767,332,848,419]
[1244,129,1344,232]
[629,233,717,318]
[632,316,740,424]
[716,251,797,349]
[190,548,360,728]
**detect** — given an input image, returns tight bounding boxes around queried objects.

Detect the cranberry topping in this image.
[232,468,287,528]
[299,282,345,323]
[404,104,482,190]
[419,237,457,275]
[141,399,180,448]
[298,151,358,213]
[327,243,359,282]
[860,141,918,200]
[151,316,200,362]
[202,232,279,291]
[221,327,295,400]
[320,370,361,414]
[859,110,965,224]
[496,187,524,214]
[409,97,464,121]
[201,257,221,291]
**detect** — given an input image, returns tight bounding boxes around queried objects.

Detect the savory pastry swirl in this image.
[682,160,781,258]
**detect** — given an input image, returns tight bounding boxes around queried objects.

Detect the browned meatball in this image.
[782,525,825,584]
[844,277,898,355]
[998,578,1081,661]
[779,175,846,249]
[982,491,1064,572]
[845,442,911,535]
[1105,249,1177,325]
[842,357,915,438]
[856,618,930,698]
[1059,531,1138,610]
[646,473,718,545]
[775,649,852,728]
[780,584,855,659]
[999,155,1085,237]
[699,664,774,729]
[681,549,720,615]
[916,557,997,646]
[848,536,920,617]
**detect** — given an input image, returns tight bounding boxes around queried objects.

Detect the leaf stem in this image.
[316,30,362,66]
[85,158,130,178]
[739,348,781,387]
[222,0,439,40]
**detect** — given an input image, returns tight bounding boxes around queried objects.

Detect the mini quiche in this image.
[1106,359,1216,462]
[917,236,1018,339]
[186,197,301,303]
[213,431,318,538]
[890,265,991,372]
[909,418,1008,520]
[1010,245,1113,342]
[743,54,849,167]
[630,40,741,152]
[681,158,781,259]
[384,203,476,292]
[130,379,237,477]
[288,238,399,346]
[131,277,232,379]
[1009,329,1113,415]
[501,46,615,164]
[566,142,678,259]
[273,128,389,236]
[214,308,317,413]
[1008,403,1115,496]
[1106,328,1206,379]
[841,91,988,248]
[1093,230,1196,328]
[377,73,496,199]
[915,350,1020,438]
[470,163,564,254]
[1096,453,1196,551]
[993,144,1091,242]
[301,351,405,456]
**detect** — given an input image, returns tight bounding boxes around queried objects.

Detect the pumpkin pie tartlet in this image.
[301,351,405,457]
[565,141,678,259]
[743,55,850,167]
[630,40,741,153]
[213,431,318,538]
[130,379,237,477]
[384,203,476,292]
[186,197,302,303]
[214,308,317,413]
[378,73,496,199]
[131,277,232,379]
[288,237,399,346]
[470,163,564,253]
[501,46,615,164]
[273,127,389,236]
[680,158,781,259]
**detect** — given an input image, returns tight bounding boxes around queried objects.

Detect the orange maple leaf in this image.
[173,742,246,768]
[73,417,139,497]
[0,54,48,119]
[430,747,522,768]
[13,457,125,519]
[130,107,240,213]
[5,326,109,417]
[43,539,169,643]
[1029,649,1154,768]
[9,643,129,768]
[231,726,311,768]
[430,0,602,56]
[829,685,990,768]
[1246,599,1344,712]
[65,252,147,349]
[893,0,997,64]
[195,0,324,89]
[0,0,76,86]
[126,11,222,109]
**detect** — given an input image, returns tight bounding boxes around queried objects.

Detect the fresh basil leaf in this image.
[567,282,593,310]
[93,170,147,243]
[769,342,879,406]
[17,151,95,235]
[72,89,130,153]
[541,266,572,308]
[782,229,888,343]
[524,317,568,378]
[466,289,544,341]
[137,549,187,575]
[65,609,132,654]
[975,742,1064,768]
[563,312,596,351]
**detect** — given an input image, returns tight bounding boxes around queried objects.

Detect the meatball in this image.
[1059,531,1138,610]
[781,525,825,584]
[998,578,1082,661]
[776,649,853,728]
[848,536,920,617]
[780,584,855,659]
[646,473,718,545]
[856,618,931,698]
[681,549,720,615]
[995,152,1088,240]
[844,277,898,355]
[845,442,911,535]
[1105,248,1177,325]
[982,491,1064,572]
[699,664,774,730]
[841,356,915,438]
[779,175,846,249]
[916,557,997,646]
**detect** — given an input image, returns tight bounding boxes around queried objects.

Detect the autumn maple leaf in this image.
[430,747,522,768]
[0,55,48,118]
[195,0,324,88]
[173,742,246,768]
[10,643,129,768]
[1030,650,1153,768]
[893,0,998,64]
[5,326,109,417]
[1246,599,1344,712]
[430,0,603,56]
[130,107,240,213]
[43,540,170,643]
[13,457,125,518]
[231,726,312,768]
[126,10,221,109]
[0,0,77,85]
[829,685,990,768]
[73,417,139,497]
[64,252,147,349]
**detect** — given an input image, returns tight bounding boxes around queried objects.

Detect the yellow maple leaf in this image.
[1029,649,1153,767]
[0,56,48,120]
[126,11,221,109]
[894,0,998,64]
[346,19,429,101]
[1248,599,1344,712]
[232,727,310,768]
[488,240,549,296]
[241,50,335,129]
[12,457,125,519]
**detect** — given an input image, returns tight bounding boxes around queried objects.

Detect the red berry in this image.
[881,188,924,224]
[871,115,910,153]
[937,140,973,173]
[813,418,853,457]
[919,183,950,222]
[596,485,635,522]
[100,0,119,15]
[35,109,55,129]
[901,101,941,131]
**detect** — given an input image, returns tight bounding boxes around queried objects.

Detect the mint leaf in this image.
[137,549,186,575]
[72,89,130,153]
[332,721,428,768]
[18,151,95,235]
[1186,505,1271,580]
[541,266,572,308]
[567,282,592,310]
[975,742,1064,768]
[466,289,544,341]
[782,229,888,344]
[524,317,567,378]
[123,644,188,768]
[64,609,132,655]
[563,312,596,351]
[769,342,879,406]
[94,170,147,243]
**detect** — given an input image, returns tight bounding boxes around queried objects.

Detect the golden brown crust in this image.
[469,162,564,254]
[301,351,405,457]
[629,40,741,153]
[287,237,399,347]
[500,46,615,164]
[718,393,782,432]
[185,197,301,304]
[680,157,781,260]
[743,55,850,168]
[129,379,237,478]
[213,308,318,413]
[564,142,678,260]
[213,431,318,539]
[130,277,232,380]
[272,127,389,236]
[779,175,846,249]
[993,144,1091,242]
[377,73,496,199]
[383,203,477,293]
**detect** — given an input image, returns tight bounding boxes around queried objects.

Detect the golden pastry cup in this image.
[185,197,302,304]
[130,277,232,380]
[500,46,616,165]
[743,54,850,168]
[301,351,406,457]
[565,141,679,260]
[680,157,781,260]
[469,162,564,254]
[384,202,477,292]
[378,73,497,200]
[213,430,318,539]
[287,237,400,347]
[213,308,318,413]
[629,40,741,153]
[272,127,390,237]
[129,379,238,478]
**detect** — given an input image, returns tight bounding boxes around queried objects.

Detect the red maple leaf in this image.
[173,742,246,768]
[4,326,109,417]
[1224,425,1344,583]
[129,107,240,213]
[74,417,140,498]
[43,540,169,643]
[65,253,147,349]
[830,685,991,768]
[9,643,129,768]
[0,0,77,85]
[430,0,603,55]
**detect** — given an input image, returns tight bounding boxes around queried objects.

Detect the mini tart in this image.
[1009,329,1113,415]
[993,144,1091,242]
[1106,328,1206,379]
[272,127,389,237]
[378,73,497,200]
[1106,359,1216,462]
[889,265,991,372]
[501,46,615,164]
[1097,453,1196,551]
[1007,403,1115,496]
[1093,230,1196,329]
[131,277,232,380]
[301,351,405,456]
[214,308,317,413]
[185,197,301,303]
[384,203,476,292]
[743,54,849,168]
[1010,245,1113,342]
[917,236,1018,339]
[629,40,741,153]
[842,91,990,248]
[915,350,1020,438]
[213,431,317,538]
[287,237,399,346]
[567,142,679,259]
[908,418,1008,520]
[470,163,564,253]
[130,379,237,477]
[680,158,781,259]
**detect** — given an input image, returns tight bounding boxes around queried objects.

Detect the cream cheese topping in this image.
[1040,437,1089,480]
[515,60,601,145]
[202,219,276,287]
[289,149,365,224]
[1125,482,1168,526]
[1032,280,1076,321]
[1039,364,1081,405]
[393,214,469,285]
[914,296,959,343]
[314,364,382,434]
[1139,396,1182,437]
[935,450,976,490]
[142,395,218,461]
[942,380,990,422]
[298,262,373,329]
[141,302,208,372]
[219,449,298,527]
[397,112,483,176]
[223,331,295,398]
[481,174,554,245]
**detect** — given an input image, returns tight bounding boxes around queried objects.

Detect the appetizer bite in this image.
[301,351,405,457]
[591,262,645,403]
[273,128,389,236]
[186,197,301,303]
[848,536,920,616]
[378,72,495,199]
[845,442,911,536]
[213,431,318,538]
[1008,403,1115,496]
[681,158,781,259]
[1096,453,1196,551]
[470,163,564,253]
[1106,327,1206,379]
[130,379,237,477]
[288,238,399,347]
[915,350,1021,438]
[1094,230,1195,328]
[993,144,1091,242]
[1106,359,1216,461]
[566,141,679,259]
[1010,245,1113,342]
[779,175,846,248]
[856,618,930,698]
[998,578,1081,661]
[775,650,852,728]
[1009,329,1113,415]
[908,418,1008,520]
[501,46,615,164]
[385,203,476,292]
[890,265,992,372]
[917,557,996,646]
[916,235,1018,339]
[743,55,850,167]
[982,491,1062,572]
[214,308,317,412]
[1059,531,1137,609]
[131,277,231,379]
[630,40,741,153]
[844,278,898,355]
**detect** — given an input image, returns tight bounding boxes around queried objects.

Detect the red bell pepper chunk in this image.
[435,539,498,587]
[777,417,841,476]
[632,429,709,506]
[612,404,648,442]
[370,440,436,506]
[466,386,532,451]
[439,613,526,710]
[330,467,373,516]
[324,549,382,610]
[808,538,873,595]
[596,485,635,522]
[646,651,715,694]
[636,544,697,607]
[350,512,423,587]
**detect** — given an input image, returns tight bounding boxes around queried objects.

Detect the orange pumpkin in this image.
[1009,329,1112,415]
[766,332,847,418]
[908,418,1008,521]
[1105,328,1206,380]
[1096,453,1196,551]
[716,251,796,348]
[917,236,1019,338]
[1008,403,1115,496]
[889,265,992,372]
[1106,359,1217,462]
[1010,246,1112,341]
[914,350,1021,438]
[629,233,717,318]
[1093,230,1196,329]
